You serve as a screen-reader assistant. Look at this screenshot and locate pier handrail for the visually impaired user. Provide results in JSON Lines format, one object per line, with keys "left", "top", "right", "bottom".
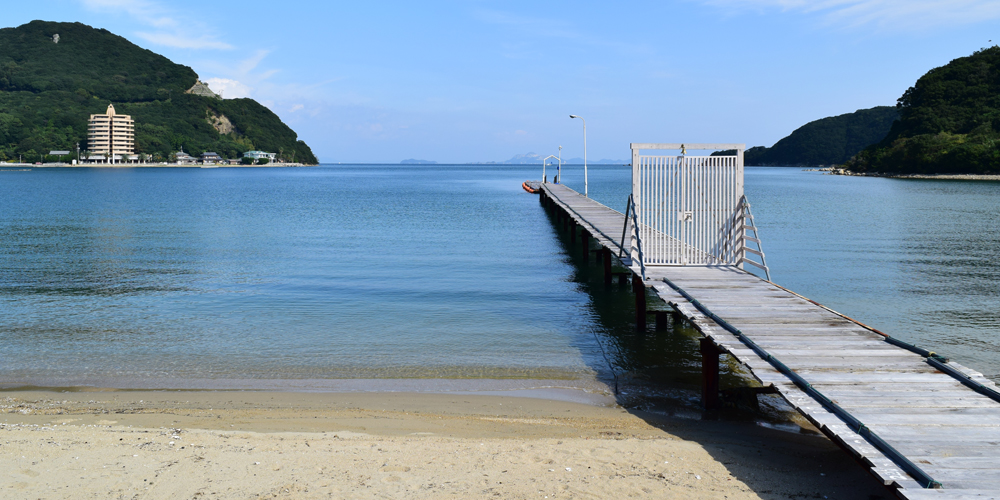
{"left": 627, "top": 195, "right": 647, "bottom": 280}
{"left": 618, "top": 194, "right": 633, "bottom": 259}
{"left": 737, "top": 195, "right": 771, "bottom": 280}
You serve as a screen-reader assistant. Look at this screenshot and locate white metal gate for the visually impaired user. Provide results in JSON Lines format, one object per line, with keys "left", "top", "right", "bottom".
{"left": 630, "top": 143, "right": 745, "bottom": 267}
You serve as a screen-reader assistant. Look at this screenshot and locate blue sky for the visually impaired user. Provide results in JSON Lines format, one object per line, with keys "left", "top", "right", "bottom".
{"left": 7, "top": 0, "right": 1000, "bottom": 163}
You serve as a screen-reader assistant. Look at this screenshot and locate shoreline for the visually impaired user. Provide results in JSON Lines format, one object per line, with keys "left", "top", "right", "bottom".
{"left": 816, "top": 167, "right": 1000, "bottom": 180}
{"left": 1, "top": 162, "right": 312, "bottom": 168}
{"left": 1, "top": 389, "right": 890, "bottom": 498}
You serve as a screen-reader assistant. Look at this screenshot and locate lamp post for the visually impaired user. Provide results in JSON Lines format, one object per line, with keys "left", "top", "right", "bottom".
{"left": 569, "top": 115, "right": 587, "bottom": 197}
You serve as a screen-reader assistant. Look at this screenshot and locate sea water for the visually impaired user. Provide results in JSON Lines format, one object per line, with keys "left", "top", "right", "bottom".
{"left": 0, "top": 165, "right": 997, "bottom": 394}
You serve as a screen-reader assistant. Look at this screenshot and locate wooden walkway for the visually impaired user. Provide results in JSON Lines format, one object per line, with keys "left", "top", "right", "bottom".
{"left": 540, "top": 183, "right": 1000, "bottom": 499}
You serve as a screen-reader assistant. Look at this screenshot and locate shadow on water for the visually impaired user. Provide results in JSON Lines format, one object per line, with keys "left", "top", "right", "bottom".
{"left": 536, "top": 193, "right": 893, "bottom": 499}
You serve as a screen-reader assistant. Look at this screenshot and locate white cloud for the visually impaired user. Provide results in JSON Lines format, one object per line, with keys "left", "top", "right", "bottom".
{"left": 289, "top": 104, "right": 305, "bottom": 113}
{"left": 700, "top": 0, "right": 1000, "bottom": 30}
{"left": 203, "top": 78, "right": 253, "bottom": 99}
{"left": 79, "top": 0, "right": 232, "bottom": 49}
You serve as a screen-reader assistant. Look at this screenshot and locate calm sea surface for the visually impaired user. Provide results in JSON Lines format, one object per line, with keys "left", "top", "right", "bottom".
{"left": 1, "top": 165, "right": 998, "bottom": 395}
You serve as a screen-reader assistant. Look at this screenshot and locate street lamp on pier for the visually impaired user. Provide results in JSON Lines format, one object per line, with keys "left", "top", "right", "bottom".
{"left": 569, "top": 115, "right": 587, "bottom": 197}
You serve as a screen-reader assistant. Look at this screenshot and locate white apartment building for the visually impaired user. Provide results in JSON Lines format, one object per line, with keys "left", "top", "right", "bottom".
{"left": 88, "top": 103, "right": 135, "bottom": 157}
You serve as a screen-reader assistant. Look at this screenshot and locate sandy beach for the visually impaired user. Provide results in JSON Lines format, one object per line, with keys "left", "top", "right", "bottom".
{"left": 0, "top": 390, "right": 892, "bottom": 499}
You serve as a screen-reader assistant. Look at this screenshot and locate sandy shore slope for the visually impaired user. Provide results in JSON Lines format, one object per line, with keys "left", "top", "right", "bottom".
{"left": 0, "top": 391, "right": 891, "bottom": 499}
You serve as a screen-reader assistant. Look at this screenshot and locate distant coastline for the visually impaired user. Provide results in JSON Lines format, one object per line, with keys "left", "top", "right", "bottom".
{"left": 816, "top": 167, "right": 1000, "bottom": 181}
{"left": 2, "top": 162, "right": 311, "bottom": 168}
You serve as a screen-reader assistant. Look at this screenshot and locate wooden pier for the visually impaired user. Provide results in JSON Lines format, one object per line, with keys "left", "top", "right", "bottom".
{"left": 539, "top": 181, "right": 1000, "bottom": 499}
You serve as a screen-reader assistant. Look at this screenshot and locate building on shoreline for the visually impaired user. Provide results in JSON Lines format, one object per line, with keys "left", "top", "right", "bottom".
{"left": 243, "top": 150, "right": 277, "bottom": 163}
{"left": 174, "top": 150, "right": 197, "bottom": 165}
{"left": 200, "top": 152, "right": 223, "bottom": 164}
{"left": 87, "top": 104, "right": 134, "bottom": 162}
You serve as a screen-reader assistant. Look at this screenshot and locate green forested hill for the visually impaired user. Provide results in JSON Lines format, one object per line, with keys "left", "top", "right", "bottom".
{"left": 0, "top": 20, "right": 317, "bottom": 163}
{"left": 744, "top": 106, "right": 898, "bottom": 166}
{"left": 845, "top": 47, "right": 1000, "bottom": 174}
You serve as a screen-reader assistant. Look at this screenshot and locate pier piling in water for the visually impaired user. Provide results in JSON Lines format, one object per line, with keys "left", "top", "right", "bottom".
{"left": 655, "top": 311, "right": 668, "bottom": 331}
{"left": 700, "top": 338, "right": 721, "bottom": 410}
{"left": 632, "top": 273, "right": 646, "bottom": 331}
{"left": 602, "top": 249, "right": 612, "bottom": 285}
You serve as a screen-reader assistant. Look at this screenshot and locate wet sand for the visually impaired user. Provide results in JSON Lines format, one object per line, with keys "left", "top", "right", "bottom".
{"left": 0, "top": 390, "right": 892, "bottom": 499}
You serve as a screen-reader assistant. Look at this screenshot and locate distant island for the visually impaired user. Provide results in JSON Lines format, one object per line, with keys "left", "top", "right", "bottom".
{"left": 482, "top": 152, "right": 627, "bottom": 165}
{"left": 0, "top": 20, "right": 317, "bottom": 164}
{"left": 845, "top": 46, "right": 1000, "bottom": 175}
{"left": 400, "top": 159, "right": 438, "bottom": 164}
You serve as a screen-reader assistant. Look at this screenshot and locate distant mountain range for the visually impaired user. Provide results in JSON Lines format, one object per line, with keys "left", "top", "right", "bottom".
{"left": 399, "top": 152, "right": 628, "bottom": 165}
{"left": 496, "top": 152, "right": 627, "bottom": 164}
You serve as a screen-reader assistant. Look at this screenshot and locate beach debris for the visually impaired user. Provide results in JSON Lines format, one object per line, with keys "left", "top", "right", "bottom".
{"left": 565, "top": 468, "right": 571, "bottom": 471}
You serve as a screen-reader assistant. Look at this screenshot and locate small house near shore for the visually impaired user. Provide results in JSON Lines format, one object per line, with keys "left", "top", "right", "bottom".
{"left": 174, "top": 150, "right": 196, "bottom": 165}
{"left": 243, "top": 150, "right": 276, "bottom": 162}
{"left": 200, "top": 152, "right": 223, "bottom": 164}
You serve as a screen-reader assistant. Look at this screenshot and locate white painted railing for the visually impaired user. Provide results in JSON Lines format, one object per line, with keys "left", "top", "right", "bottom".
{"left": 629, "top": 143, "right": 750, "bottom": 269}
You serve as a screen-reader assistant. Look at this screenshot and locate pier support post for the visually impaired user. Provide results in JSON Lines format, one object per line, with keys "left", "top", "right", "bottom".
{"left": 655, "top": 311, "right": 668, "bottom": 331}
{"left": 603, "top": 249, "right": 612, "bottom": 285}
{"left": 581, "top": 231, "right": 589, "bottom": 261}
{"left": 570, "top": 221, "right": 576, "bottom": 243}
{"left": 701, "top": 338, "right": 721, "bottom": 410}
{"left": 632, "top": 273, "right": 646, "bottom": 331}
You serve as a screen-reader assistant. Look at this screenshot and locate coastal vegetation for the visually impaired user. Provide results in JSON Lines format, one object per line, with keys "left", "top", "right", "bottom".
{"left": 742, "top": 106, "right": 898, "bottom": 166}
{"left": 845, "top": 47, "right": 1000, "bottom": 174}
{"left": 0, "top": 20, "right": 317, "bottom": 163}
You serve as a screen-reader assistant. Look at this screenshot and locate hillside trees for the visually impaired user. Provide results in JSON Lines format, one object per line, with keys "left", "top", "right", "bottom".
{"left": 845, "top": 47, "right": 1000, "bottom": 174}
{"left": 0, "top": 20, "right": 317, "bottom": 163}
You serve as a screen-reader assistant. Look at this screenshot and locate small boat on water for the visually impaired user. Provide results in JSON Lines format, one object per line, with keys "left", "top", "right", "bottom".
{"left": 522, "top": 180, "right": 542, "bottom": 193}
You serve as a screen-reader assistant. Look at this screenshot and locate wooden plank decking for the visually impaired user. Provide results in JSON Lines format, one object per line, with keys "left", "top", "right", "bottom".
{"left": 540, "top": 183, "right": 1000, "bottom": 499}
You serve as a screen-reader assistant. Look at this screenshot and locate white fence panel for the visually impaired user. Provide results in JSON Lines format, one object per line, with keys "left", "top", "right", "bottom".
{"left": 630, "top": 143, "right": 745, "bottom": 267}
